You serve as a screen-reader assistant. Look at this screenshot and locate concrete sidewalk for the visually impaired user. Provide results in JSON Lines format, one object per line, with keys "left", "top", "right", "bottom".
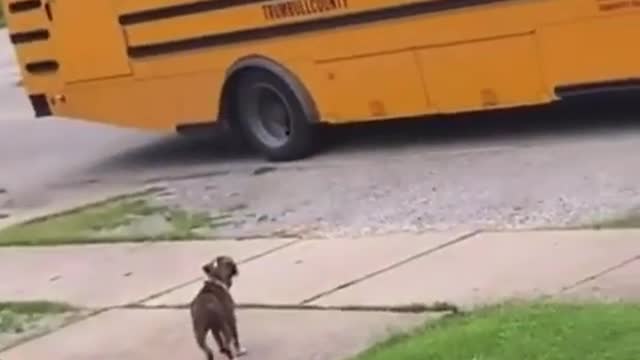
{"left": 0, "top": 229, "right": 639, "bottom": 359}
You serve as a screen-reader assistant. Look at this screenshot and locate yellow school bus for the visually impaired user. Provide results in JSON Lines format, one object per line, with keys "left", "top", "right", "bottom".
{"left": 4, "top": 0, "right": 640, "bottom": 161}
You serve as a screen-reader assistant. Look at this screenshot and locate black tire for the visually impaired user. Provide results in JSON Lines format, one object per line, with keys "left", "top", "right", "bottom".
{"left": 231, "top": 69, "right": 317, "bottom": 162}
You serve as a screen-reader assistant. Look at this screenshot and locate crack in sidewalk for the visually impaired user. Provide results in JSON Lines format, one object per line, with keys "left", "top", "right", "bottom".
{"left": 128, "top": 238, "right": 303, "bottom": 307}
{"left": 0, "top": 298, "right": 458, "bottom": 354}
{"left": 121, "top": 301, "right": 460, "bottom": 314}
{"left": 555, "top": 253, "right": 640, "bottom": 295}
{"left": 299, "top": 230, "right": 481, "bottom": 305}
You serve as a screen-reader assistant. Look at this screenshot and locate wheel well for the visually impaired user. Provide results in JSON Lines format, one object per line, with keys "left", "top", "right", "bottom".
{"left": 218, "top": 58, "right": 319, "bottom": 131}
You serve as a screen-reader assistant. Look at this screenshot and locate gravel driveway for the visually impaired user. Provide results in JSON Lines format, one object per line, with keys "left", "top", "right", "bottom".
{"left": 149, "top": 96, "right": 640, "bottom": 238}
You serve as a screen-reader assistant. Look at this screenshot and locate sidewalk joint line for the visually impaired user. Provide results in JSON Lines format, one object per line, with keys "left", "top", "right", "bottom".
{"left": 120, "top": 301, "right": 460, "bottom": 314}
{"left": 126, "top": 239, "right": 303, "bottom": 307}
{"left": 299, "top": 230, "right": 482, "bottom": 305}
{"left": 556, "top": 253, "right": 640, "bottom": 295}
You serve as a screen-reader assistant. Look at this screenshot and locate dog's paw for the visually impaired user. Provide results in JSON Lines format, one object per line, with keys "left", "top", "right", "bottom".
{"left": 221, "top": 348, "right": 235, "bottom": 360}
{"left": 235, "top": 347, "right": 248, "bottom": 357}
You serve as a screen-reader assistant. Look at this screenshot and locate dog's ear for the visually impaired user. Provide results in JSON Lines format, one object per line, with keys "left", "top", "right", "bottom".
{"left": 202, "top": 262, "right": 214, "bottom": 275}
{"left": 229, "top": 262, "right": 238, "bottom": 277}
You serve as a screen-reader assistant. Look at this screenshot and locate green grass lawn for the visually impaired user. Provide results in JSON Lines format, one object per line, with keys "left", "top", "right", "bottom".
{"left": 352, "top": 302, "right": 640, "bottom": 360}
{"left": 0, "top": 196, "right": 228, "bottom": 246}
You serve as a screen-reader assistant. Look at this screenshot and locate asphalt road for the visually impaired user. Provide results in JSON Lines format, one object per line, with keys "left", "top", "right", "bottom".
{"left": 2, "top": 29, "right": 640, "bottom": 236}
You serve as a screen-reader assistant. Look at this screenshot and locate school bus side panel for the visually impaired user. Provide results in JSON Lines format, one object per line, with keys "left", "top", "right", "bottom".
{"left": 417, "top": 33, "right": 548, "bottom": 113}
{"left": 538, "top": 12, "right": 640, "bottom": 92}
{"left": 314, "top": 51, "right": 432, "bottom": 122}
{"left": 55, "top": 71, "right": 225, "bottom": 130}
{"left": 51, "top": 0, "right": 131, "bottom": 82}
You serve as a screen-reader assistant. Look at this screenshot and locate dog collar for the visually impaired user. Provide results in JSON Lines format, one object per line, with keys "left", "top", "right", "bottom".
{"left": 205, "top": 278, "right": 229, "bottom": 291}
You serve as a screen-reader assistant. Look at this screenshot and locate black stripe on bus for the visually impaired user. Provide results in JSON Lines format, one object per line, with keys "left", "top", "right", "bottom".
{"left": 9, "top": 0, "right": 42, "bottom": 13}
{"left": 120, "top": 0, "right": 266, "bottom": 25}
{"left": 555, "top": 79, "right": 640, "bottom": 98}
{"left": 127, "top": 0, "right": 509, "bottom": 58}
{"left": 25, "top": 60, "right": 59, "bottom": 74}
{"left": 10, "top": 29, "right": 50, "bottom": 44}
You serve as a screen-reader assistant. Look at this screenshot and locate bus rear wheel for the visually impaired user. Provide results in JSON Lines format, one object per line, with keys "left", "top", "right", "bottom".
{"left": 232, "top": 69, "right": 317, "bottom": 162}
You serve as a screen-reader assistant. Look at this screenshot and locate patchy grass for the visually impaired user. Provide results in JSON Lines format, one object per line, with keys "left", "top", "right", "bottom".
{"left": 0, "top": 1, "right": 5, "bottom": 28}
{"left": 589, "top": 212, "right": 640, "bottom": 230}
{"left": 0, "top": 196, "right": 229, "bottom": 246}
{"left": 0, "top": 301, "right": 76, "bottom": 314}
{"left": 0, "top": 301, "right": 76, "bottom": 333}
{"left": 0, "top": 301, "right": 79, "bottom": 350}
{"left": 351, "top": 302, "right": 640, "bottom": 360}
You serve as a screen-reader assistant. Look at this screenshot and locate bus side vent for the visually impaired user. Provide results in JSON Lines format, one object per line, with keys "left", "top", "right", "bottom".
{"left": 10, "top": 29, "right": 50, "bottom": 44}
{"left": 25, "top": 60, "right": 59, "bottom": 74}
{"left": 9, "top": 0, "right": 42, "bottom": 13}
{"left": 28, "top": 94, "right": 52, "bottom": 117}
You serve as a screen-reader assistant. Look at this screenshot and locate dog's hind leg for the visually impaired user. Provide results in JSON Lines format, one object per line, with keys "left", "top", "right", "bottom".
{"left": 229, "top": 313, "right": 247, "bottom": 356}
{"left": 193, "top": 324, "right": 215, "bottom": 360}
{"left": 212, "top": 329, "right": 234, "bottom": 359}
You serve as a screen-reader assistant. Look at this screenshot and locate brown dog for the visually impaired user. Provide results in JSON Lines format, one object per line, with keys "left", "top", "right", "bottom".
{"left": 190, "top": 256, "right": 246, "bottom": 360}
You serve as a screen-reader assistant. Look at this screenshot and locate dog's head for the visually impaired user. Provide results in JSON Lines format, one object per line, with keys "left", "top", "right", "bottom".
{"left": 202, "top": 255, "right": 239, "bottom": 288}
